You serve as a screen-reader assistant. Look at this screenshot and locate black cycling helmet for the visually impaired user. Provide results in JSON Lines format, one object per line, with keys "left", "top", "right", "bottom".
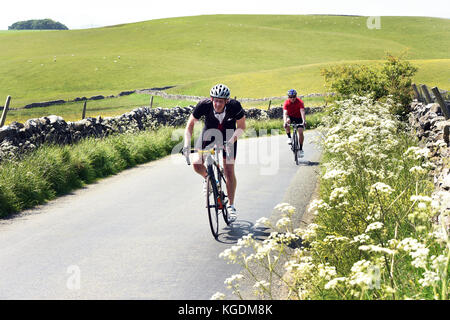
{"left": 210, "top": 84, "right": 231, "bottom": 99}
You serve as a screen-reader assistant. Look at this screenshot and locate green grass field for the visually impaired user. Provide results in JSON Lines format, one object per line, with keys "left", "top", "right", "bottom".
{"left": 0, "top": 15, "right": 448, "bottom": 112}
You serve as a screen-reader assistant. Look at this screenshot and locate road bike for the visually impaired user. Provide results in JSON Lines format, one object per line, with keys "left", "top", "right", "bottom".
{"left": 183, "top": 145, "right": 231, "bottom": 239}
{"left": 289, "top": 122, "right": 305, "bottom": 165}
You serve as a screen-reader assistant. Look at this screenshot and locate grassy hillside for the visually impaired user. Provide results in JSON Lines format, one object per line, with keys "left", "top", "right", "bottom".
{"left": 0, "top": 15, "right": 448, "bottom": 109}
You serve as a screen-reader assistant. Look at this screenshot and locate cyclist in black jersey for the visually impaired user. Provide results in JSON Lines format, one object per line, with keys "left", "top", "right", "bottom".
{"left": 183, "top": 84, "right": 246, "bottom": 222}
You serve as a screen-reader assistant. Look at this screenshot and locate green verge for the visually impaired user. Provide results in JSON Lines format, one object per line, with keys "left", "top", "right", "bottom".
{"left": 216, "top": 97, "right": 448, "bottom": 300}
{"left": 0, "top": 115, "right": 322, "bottom": 218}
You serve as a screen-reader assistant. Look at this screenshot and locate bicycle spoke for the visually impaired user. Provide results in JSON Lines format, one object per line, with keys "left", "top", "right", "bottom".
{"left": 206, "top": 173, "right": 219, "bottom": 238}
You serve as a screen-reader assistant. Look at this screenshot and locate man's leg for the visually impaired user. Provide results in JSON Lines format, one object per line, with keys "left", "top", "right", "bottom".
{"left": 298, "top": 127, "right": 304, "bottom": 150}
{"left": 223, "top": 162, "right": 236, "bottom": 206}
{"left": 285, "top": 124, "right": 291, "bottom": 139}
{"left": 192, "top": 153, "right": 207, "bottom": 178}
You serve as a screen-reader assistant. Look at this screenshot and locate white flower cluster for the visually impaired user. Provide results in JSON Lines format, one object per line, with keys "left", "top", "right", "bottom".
{"left": 370, "top": 182, "right": 394, "bottom": 196}
{"left": 365, "top": 222, "right": 384, "bottom": 233}
{"left": 217, "top": 96, "right": 448, "bottom": 300}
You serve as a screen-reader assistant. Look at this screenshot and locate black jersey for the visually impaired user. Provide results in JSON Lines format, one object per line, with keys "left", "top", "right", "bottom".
{"left": 192, "top": 98, "right": 245, "bottom": 155}
{"left": 192, "top": 98, "right": 245, "bottom": 131}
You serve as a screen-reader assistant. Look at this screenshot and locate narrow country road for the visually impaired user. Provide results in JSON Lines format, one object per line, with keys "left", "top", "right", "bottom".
{"left": 0, "top": 132, "right": 321, "bottom": 299}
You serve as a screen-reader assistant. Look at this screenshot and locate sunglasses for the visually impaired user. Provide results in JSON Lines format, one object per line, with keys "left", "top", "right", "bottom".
{"left": 288, "top": 96, "right": 297, "bottom": 99}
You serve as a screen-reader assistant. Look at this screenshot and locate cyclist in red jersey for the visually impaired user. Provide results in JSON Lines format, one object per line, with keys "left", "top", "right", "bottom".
{"left": 283, "top": 89, "right": 306, "bottom": 157}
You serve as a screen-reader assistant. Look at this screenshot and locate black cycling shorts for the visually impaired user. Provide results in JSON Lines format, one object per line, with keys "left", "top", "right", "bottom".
{"left": 289, "top": 116, "right": 304, "bottom": 126}
{"left": 194, "top": 129, "right": 238, "bottom": 160}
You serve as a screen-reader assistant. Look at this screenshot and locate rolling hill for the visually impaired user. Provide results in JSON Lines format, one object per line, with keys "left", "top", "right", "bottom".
{"left": 0, "top": 15, "right": 448, "bottom": 108}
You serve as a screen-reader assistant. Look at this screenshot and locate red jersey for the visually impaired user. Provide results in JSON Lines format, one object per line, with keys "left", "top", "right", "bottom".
{"left": 283, "top": 97, "right": 304, "bottom": 118}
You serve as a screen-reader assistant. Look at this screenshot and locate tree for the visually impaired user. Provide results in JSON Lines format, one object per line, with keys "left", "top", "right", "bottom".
{"left": 8, "top": 19, "right": 68, "bottom": 30}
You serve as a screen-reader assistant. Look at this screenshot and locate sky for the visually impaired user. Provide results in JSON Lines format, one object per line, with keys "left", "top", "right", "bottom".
{"left": 1, "top": 0, "right": 449, "bottom": 30}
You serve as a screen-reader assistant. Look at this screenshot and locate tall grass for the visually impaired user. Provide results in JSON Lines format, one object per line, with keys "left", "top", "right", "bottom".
{"left": 0, "top": 127, "right": 179, "bottom": 218}
{"left": 215, "top": 96, "right": 448, "bottom": 300}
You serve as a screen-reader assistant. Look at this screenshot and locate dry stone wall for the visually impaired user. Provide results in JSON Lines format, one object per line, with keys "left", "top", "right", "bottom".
{"left": 408, "top": 101, "right": 450, "bottom": 228}
{"left": 0, "top": 105, "right": 322, "bottom": 162}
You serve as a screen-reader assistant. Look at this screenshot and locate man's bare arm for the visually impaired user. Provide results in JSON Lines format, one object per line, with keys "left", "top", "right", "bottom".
{"left": 228, "top": 116, "right": 246, "bottom": 144}
{"left": 184, "top": 114, "right": 198, "bottom": 149}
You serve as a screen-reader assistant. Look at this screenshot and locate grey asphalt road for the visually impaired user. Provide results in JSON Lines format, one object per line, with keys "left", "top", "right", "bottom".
{"left": 0, "top": 131, "right": 322, "bottom": 299}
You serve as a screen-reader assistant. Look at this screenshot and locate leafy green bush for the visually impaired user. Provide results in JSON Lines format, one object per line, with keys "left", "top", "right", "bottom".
{"left": 321, "top": 54, "right": 418, "bottom": 118}
{"left": 8, "top": 19, "right": 68, "bottom": 30}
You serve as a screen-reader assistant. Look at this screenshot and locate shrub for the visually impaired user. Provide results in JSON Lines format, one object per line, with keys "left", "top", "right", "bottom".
{"left": 321, "top": 53, "right": 418, "bottom": 118}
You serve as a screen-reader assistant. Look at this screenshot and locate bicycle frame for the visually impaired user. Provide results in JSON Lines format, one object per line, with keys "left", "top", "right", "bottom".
{"left": 290, "top": 123, "right": 304, "bottom": 165}
{"left": 183, "top": 144, "right": 230, "bottom": 238}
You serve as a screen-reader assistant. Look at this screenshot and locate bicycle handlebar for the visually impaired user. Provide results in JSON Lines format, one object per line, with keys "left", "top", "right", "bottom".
{"left": 289, "top": 122, "right": 305, "bottom": 129}
{"left": 180, "top": 143, "right": 228, "bottom": 166}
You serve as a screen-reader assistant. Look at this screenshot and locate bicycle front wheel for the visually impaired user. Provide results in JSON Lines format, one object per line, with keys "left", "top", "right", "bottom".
{"left": 217, "top": 171, "right": 230, "bottom": 225}
{"left": 293, "top": 130, "right": 299, "bottom": 165}
{"left": 206, "top": 175, "right": 219, "bottom": 239}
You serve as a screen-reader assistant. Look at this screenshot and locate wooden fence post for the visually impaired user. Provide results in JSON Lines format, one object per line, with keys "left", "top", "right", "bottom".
{"left": 150, "top": 96, "right": 154, "bottom": 108}
{"left": 268, "top": 100, "right": 272, "bottom": 110}
{"left": 81, "top": 101, "right": 87, "bottom": 119}
{"left": 420, "top": 84, "right": 433, "bottom": 104}
{"left": 431, "top": 87, "right": 450, "bottom": 120}
{"left": 0, "top": 95, "right": 11, "bottom": 127}
{"left": 411, "top": 83, "right": 422, "bottom": 102}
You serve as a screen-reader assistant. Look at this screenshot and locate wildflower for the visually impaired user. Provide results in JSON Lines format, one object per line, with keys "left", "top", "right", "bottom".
{"left": 323, "top": 235, "right": 350, "bottom": 243}
{"left": 409, "top": 166, "right": 427, "bottom": 175}
{"left": 276, "top": 217, "right": 291, "bottom": 229}
{"left": 348, "top": 260, "right": 381, "bottom": 289}
{"left": 274, "top": 203, "right": 296, "bottom": 215}
{"left": 210, "top": 292, "right": 226, "bottom": 300}
{"left": 255, "top": 217, "right": 270, "bottom": 227}
{"left": 351, "top": 234, "right": 370, "bottom": 244}
{"left": 285, "top": 260, "right": 302, "bottom": 272}
{"left": 224, "top": 274, "right": 244, "bottom": 288}
{"left": 365, "top": 222, "right": 384, "bottom": 233}
{"left": 358, "top": 244, "right": 396, "bottom": 255}
{"left": 410, "top": 247, "right": 429, "bottom": 269}
{"left": 329, "top": 187, "right": 349, "bottom": 202}
{"left": 317, "top": 264, "right": 337, "bottom": 280}
{"left": 323, "top": 169, "right": 348, "bottom": 181}
{"left": 404, "top": 146, "right": 430, "bottom": 160}
{"left": 308, "top": 199, "right": 330, "bottom": 212}
{"left": 418, "top": 271, "right": 440, "bottom": 287}
{"left": 219, "top": 245, "right": 242, "bottom": 263}
{"left": 253, "top": 280, "right": 270, "bottom": 289}
{"left": 410, "top": 195, "right": 433, "bottom": 203}
{"left": 370, "top": 182, "right": 394, "bottom": 196}
{"left": 300, "top": 223, "right": 319, "bottom": 241}
{"left": 324, "top": 277, "right": 347, "bottom": 290}
{"left": 237, "top": 234, "right": 254, "bottom": 247}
